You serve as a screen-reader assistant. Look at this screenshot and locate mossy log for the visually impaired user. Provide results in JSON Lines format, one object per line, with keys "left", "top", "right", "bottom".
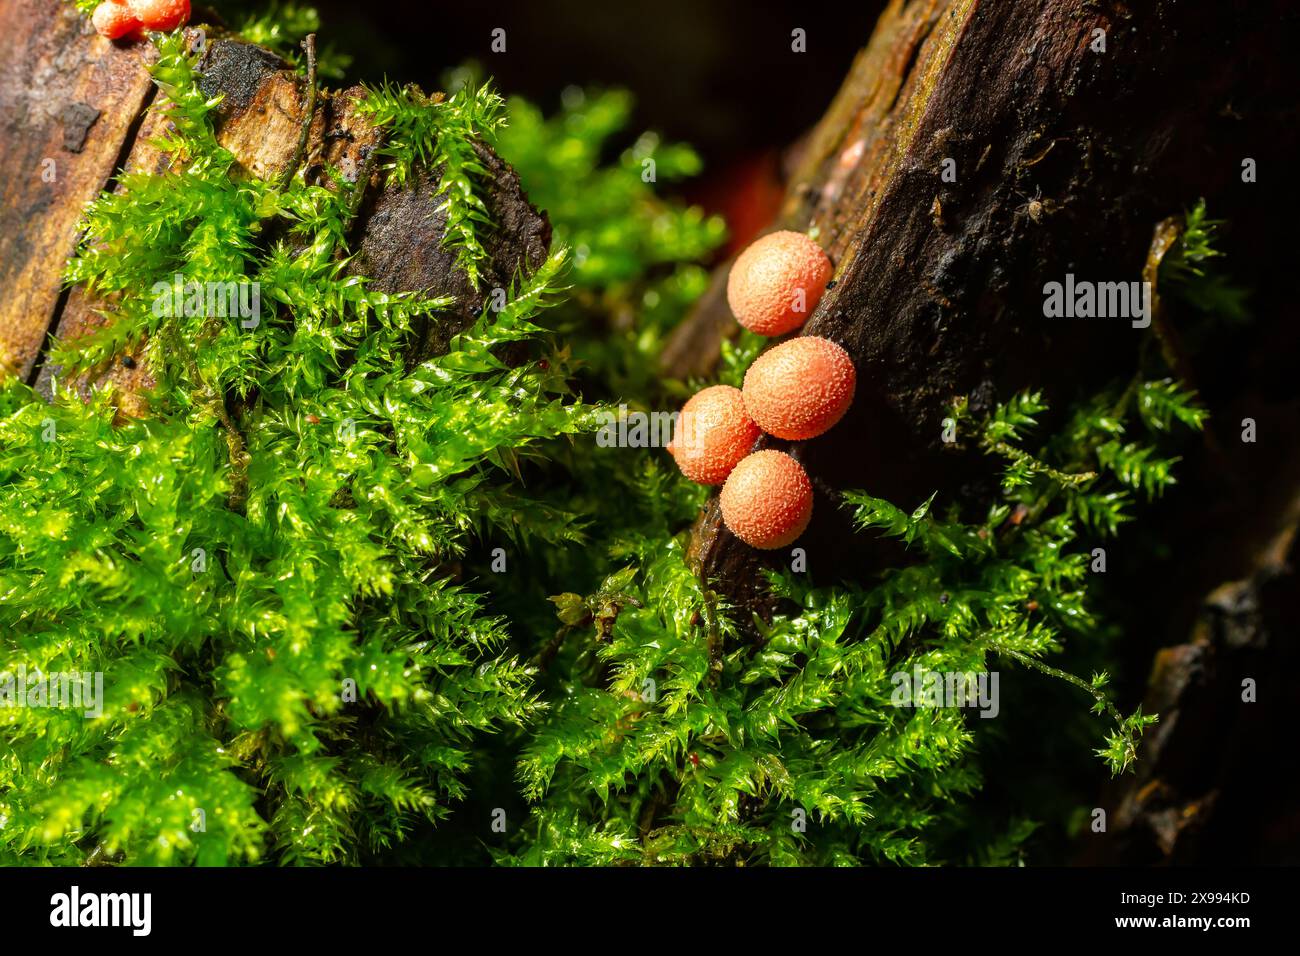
{"left": 2, "top": 0, "right": 1297, "bottom": 864}
{"left": 0, "top": 0, "right": 549, "bottom": 414}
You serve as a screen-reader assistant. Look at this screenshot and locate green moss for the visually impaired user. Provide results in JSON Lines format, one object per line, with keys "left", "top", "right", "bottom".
{"left": 501, "top": 379, "right": 1202, "bottom": 866}
{"left": 2, "top": 28, "right": 591, "bottom": 865}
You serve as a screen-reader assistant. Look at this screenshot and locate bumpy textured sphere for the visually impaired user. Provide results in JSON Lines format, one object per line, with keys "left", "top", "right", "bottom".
{"left": 720, "top": 450, "right": 813, "bottom": 549}
{"left": 743, "top": 336, "right": 856, "bottom": 440}
{"left": 726, "top": 231, "right": 833, "bottom": 336}
{"left": 668, "top": 385, "right": 761, "bottom": 485}
{"left": 128, "top": 0, "right": 190, "bottom": 31}
{"left": 93, "top": 0, "right": 141, "bottom": 38}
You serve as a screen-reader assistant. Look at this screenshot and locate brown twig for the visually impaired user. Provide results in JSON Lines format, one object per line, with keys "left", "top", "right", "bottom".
{"left": 278, "top": 34, "right": 318, "bottom": 193}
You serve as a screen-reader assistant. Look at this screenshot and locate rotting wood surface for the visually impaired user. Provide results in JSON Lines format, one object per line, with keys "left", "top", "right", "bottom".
{"left": 0, "top": 0, "right": 550, "bottom": 414}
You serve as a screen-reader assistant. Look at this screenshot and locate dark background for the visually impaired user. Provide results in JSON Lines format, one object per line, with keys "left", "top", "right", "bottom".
{"left": 310, "top": 0, "right": 885, "bottom": 167}
{"left": 303, "top": 0, "right": 888, "bottom": 253}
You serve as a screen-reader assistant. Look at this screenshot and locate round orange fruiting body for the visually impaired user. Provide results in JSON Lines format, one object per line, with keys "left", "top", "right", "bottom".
{"left": 719, "top": 450, "right": 813, "bottom": 550}
{"left": 742, "top": 335, "right": 856, "bottom": 440}
{"left": 93, "top": 0, "right": 141, "bottom": 39}
{"left": 128, "top": 0, "right": 191, "bottom": 31}
{"left": 668, "top": 385, "right": 761, "bottom": 485}
{"left": 726, "top": 230, "right": 833, "bottom": 336}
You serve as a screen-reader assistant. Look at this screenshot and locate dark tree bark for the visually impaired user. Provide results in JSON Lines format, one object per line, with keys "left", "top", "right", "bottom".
{"left": 1081, "top": 509, "right": 1300, "bottom": 864}
{"left": 665, "top": 0, "right": 1299, "bottom": 618}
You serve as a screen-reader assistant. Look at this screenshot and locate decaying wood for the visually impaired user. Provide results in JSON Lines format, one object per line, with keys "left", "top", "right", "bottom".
{"left": 1, "top": 0, "right": 549, "bottom": 409}
{"left": 667, "top": 0, "right": 1300, "bottom": 620}
{"left": 0, "top": 0, "right": 157, "bottom": 382}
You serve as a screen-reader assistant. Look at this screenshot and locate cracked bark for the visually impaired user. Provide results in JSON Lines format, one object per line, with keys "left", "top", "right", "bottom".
{"left": 2, "top": 0, "right": 1297, "bottom": 865}
{"left": 0, "top": 0, "right": 156, "bottom": 382}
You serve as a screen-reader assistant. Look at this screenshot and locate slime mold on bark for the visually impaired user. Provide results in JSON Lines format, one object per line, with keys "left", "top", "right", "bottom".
{"left": 719, "top": 450, "right": 813, "bottom": 549}
{"left": 742, "top": 335, "right": 856, "bottom": 440}
{"left": 726, "top": 230, "right": 833, "bottom": 336}
{"left": 668, "top": 385, "right": 761, "bottom": 485}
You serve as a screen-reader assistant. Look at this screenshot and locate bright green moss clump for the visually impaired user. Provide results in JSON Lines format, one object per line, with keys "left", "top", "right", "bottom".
{"left": 1, "top": 29, "right": 591, "bottom": 865}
